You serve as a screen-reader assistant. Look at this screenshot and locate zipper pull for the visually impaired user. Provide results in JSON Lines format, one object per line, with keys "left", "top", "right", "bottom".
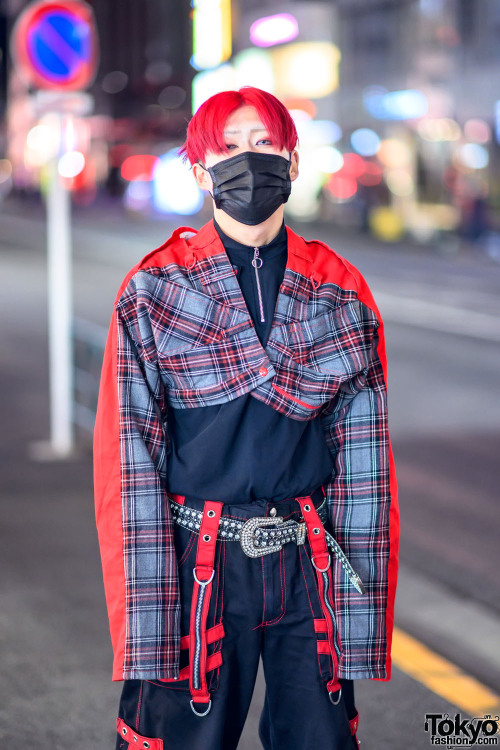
{"left": 251, "top": 248, "right": 265, "bottom": 323}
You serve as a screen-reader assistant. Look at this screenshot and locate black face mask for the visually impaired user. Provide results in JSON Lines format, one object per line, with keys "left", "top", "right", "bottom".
{"left": 202, "top": 151, "right": 292, "bottom": 226}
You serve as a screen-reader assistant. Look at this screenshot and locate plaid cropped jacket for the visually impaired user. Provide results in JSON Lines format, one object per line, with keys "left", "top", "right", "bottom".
{"left": 93, "top": 220, "right": 399, "bottom": 682}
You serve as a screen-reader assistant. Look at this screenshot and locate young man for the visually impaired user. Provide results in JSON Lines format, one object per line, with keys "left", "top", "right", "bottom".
{"left": 94, "top": 86, "right": 399, "bottom": 750}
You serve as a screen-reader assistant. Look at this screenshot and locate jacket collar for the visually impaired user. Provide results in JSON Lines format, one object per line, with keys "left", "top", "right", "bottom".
{"left": 186, "top": 219, "right": 316, "bottom": 276}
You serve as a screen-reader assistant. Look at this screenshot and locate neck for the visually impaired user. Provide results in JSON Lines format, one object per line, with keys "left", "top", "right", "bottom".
{"left": 213, "top": 206, "right": 284, "bottom": 247}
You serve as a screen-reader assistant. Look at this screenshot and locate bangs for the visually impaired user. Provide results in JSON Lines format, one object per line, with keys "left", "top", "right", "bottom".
{"left": 179, "top": 87, "right": 298, "bottom": 165}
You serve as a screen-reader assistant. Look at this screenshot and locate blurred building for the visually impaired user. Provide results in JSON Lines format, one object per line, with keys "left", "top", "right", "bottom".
{"left": 2, "top": 0, "right": 500, "bottom": 243}
{"left": 220, "top": 0, "right": 500, "bottom": 241}
{"left": 2, "top": 0, "right": 193, "bottom": 201}
{"left": 91, "top": 0, "right": 192, "bottom": 138}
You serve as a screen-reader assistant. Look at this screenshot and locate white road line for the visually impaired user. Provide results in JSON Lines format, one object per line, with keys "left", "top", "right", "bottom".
{"left": 374, "top": 291, "right": 500, "bottom": 342}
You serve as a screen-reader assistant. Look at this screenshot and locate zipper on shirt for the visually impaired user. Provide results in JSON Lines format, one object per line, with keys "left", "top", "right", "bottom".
{"left": 252, "top": 247, "right": 265, "bottom": 323}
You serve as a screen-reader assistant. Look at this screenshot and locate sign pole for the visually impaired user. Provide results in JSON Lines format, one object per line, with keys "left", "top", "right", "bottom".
{"left": 11, "top": 0, "right": 98, "bottom": 459}
{"left": 46, "top": 113, "right": 74, "bottom": 456}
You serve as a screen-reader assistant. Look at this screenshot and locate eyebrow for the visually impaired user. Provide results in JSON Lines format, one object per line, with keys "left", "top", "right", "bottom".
{"left": 223, "top": 128, "right": 268, "bottom": 134}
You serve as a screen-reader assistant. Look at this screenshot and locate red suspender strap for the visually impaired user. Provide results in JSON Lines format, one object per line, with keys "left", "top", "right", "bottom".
{"left": 189, "top": 500, "right": 223, "bottom": 716}
{"left": 350, "top": 713, "right": 360, "bottom": 747}
{"left": 296, "top": 497, "right": 342, "bottom": 701}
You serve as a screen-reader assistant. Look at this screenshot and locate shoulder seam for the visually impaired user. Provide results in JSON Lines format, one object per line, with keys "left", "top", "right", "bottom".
{"left": 305, "top": 238, "right": 360, "bottom": 294}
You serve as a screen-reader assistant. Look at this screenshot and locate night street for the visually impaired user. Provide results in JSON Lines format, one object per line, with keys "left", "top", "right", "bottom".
{"left": 1, "top": 197, "right": 499, "bottom": 748}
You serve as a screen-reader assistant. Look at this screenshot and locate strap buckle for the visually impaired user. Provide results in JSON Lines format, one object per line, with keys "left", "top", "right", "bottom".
{"left": 240, "top": 516, "right": 284, "bottom": 557}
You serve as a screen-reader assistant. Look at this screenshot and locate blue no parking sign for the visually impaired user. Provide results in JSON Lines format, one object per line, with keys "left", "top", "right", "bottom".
{"left": 12, "top": 0, "right": 98, "bottom": 90}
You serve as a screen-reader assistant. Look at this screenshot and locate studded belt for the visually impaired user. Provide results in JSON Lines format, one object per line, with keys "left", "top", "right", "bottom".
{"left": 169, "top": 498, "right": 366, "bottom": 595}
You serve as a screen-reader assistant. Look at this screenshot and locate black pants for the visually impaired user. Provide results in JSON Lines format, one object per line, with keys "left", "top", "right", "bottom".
{"left": 116, "top": 491, "right": 359, "bottom": 750}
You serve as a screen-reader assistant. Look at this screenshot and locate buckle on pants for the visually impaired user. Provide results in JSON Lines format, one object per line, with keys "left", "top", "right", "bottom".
{"left": 240, "top": 515, "right": 289, "bottom": 557}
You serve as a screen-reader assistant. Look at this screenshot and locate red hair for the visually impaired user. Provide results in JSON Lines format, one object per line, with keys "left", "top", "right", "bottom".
{"left": 179, "top": 87, "right": 298, "bottom": 165}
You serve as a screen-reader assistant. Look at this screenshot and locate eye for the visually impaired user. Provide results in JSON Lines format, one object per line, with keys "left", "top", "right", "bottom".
{"left": 256, "top": 138, "right": 273, "bottom": 146}
{"left": 225, "top": 143, "right": 238, "bottom": 150}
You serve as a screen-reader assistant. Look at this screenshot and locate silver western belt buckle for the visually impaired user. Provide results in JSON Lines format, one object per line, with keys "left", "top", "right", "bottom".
{"left": 240, "top": 516, "right": 307, "bottom": 557}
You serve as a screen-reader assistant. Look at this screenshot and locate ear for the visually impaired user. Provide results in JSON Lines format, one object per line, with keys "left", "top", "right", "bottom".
{"left": 192, "top": 162, "right": 212, "bottom": 192}
{"left": 289, "top": 149, "right": 299, "bottom": 182}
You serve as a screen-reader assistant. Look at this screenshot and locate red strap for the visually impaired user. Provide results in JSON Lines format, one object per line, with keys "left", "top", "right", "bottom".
{"left": 116, "top": 718, "right": 163, "bottom": 749}
{"left": 350, "top": 713, "right": 359, "bottom": 737}
{"left": 313, "top": 618, "right": 328, "bottom": 633}
{"left": 296, "top": 497, "right": 329, "bottom": 571}
{"left": 297, "top": 498, "right": 341, "bottom": 696}
{"left": 169, "top": 493, "right": 185, "bottom": 505}
{"left": 189, "top": 501, "right": 223, "bottom": 705}
{"left": 180, "top": 622, "right": 225, "bottom": 651}
{"left": 317, "top": 641, "right": 331, "bottom": 654}
{"left": 194, "top": 501, "right": 222, "bottom": 580}
{"left": 159, "top": 650, "right": 223, "bottom": 683}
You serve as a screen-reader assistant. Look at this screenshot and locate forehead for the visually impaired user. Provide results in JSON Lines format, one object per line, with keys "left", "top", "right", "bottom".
{"left": 223, "top": 105, "right": 267, "bottom": 133}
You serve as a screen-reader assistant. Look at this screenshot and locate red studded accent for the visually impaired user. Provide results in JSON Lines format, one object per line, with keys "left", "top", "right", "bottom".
{"left": 116, "top": 718, "right": 163, "bottom": 749}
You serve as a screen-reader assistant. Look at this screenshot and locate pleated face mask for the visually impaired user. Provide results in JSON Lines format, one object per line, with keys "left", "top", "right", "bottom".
{"left": 203, "top": 151, "right": 292, "bottom": 226}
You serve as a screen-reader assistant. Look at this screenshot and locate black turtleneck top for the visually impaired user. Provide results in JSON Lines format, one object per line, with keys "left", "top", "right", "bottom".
{"left": 165, "top": 221, "right": 334, "bottom": 503}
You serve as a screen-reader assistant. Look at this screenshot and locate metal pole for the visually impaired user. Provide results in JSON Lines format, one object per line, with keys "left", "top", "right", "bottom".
{"left": 46, "top": 113, "right": 74, "bottom": 457}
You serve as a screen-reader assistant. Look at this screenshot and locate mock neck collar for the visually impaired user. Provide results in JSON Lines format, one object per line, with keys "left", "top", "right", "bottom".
{"left": 213, "top": 219, "right": 287, "bottom": 260}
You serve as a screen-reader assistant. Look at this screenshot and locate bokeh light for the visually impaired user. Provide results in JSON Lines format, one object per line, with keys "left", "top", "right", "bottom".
{"left": 58, "top": 151, "right": 85, "bottom": 179}
{"left": 0, "top": 159, "right": 13, "bottom": 183}
{"left": 192, "top": 64, "right": 235, "bottom": 113}
{"left": 364, "top": 87, "right": 428, "bottom": 120}
{"left": 326, "top": 175, "right": 358, "bottom": 202}
{"left": 158, "top": 86, "right": 186, "bottom": 110}
{"left": 284, "top": 98, "right": 317, "bottom": 120}
{"left": 350, "top": 128, "right": 381, "bottom": 156}
{"left": 386, "top": 169, "right": 415, "bottom": 197}
{"left": 250, "top": 13, "right": 299, "bottom": 47}
{"left": 463, "top": 119, "right": 491, "bottom": 144}
{"left": 339, "top": 153, "right": 366, "bottom": 179}
{"left": 273, "top": 42, "right": 341, "bottom": 98}
{"left": 417, "top": 118, "right": 461, "bottom": 141}
{"left": 378, "top": 139, "right": 413, "bottom": 168}
{"left": 358, "top": 162, "right": 383, "bottom": 186}
{"left": 192, "top": 0, "right": 232, "bottom": 70}
{"left": 101, "top": 71, "right": 128, "bottom": 94}
{"left": 124, "top": 181, "right": 152, "bottom": 212}
{"left": 121, "top": 155, "right": 159, "bottom": 182}
{"left": 312, "top": 146, "right": 344, "bottom": 174}
{"left": 152, "top": 150, "right": 204, "bottom": 214}
{"left": 295, "top": 119, "right": 342, "bottom": 146}
{"left": 233, "top": 49, "right": 274, "bottom": 92}
{"left": 145, "top": 61, "right": 172, "bottom": 86}
{"left": 286, "top": 159, "right": 324, "bottom": 219}
{"left": 453, "top": 143, "right": 489, "bottom": 170}
{"left": 369, "top": 206, "right": 405, "bottom": 241}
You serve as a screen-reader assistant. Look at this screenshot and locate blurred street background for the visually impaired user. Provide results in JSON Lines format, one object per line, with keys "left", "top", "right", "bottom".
{"left": 1, "top": 0, "right": 500, "bottom": 747}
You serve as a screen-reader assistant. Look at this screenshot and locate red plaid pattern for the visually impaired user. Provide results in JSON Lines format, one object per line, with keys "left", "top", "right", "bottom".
{"left": 94, "top": 221, "right": 399, "bottom": 681}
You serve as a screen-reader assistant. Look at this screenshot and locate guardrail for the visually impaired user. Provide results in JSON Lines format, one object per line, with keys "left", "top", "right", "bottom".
{"left": 73, "top": 317, "right": 107, "bottom": 435}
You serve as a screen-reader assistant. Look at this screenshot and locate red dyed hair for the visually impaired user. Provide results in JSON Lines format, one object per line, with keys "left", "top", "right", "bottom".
{"left": 179, "top": 87, "right": 298, "bottom": 165}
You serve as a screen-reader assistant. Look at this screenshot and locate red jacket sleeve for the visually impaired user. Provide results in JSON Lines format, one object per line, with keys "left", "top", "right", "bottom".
{"left": 93, "top": 289, "right": 180, "bottom": 681}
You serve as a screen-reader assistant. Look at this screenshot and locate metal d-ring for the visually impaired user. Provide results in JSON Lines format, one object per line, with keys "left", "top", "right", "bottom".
{"left": 190, "top": 699, "right": 212, "bottom": 716}
{"left": 311, "top": 554, "right": 331, "bottom": 572}
{"left": 193, "top": 567, "right": 215, "bottom": 586}
{"left": 329, "top": 687, "right": 342, "bottom": 705}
